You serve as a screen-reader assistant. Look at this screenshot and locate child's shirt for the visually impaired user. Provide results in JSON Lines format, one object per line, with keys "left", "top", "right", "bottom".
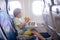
{"left": 19, "top": 18, "right": 27, "bottom": 31}
{"left": 14, "top": 17, "right": 26, "bottom": 35}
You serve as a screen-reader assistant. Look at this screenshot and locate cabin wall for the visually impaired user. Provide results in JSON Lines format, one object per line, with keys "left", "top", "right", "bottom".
{"left": 9, "top": 0, "right": 44, "bottom": 24}
{"left": 0, "top": 0, "right": 44, "bottom": 24}
{"left": 24, "top": 0, "right": 44, "bottom": 24}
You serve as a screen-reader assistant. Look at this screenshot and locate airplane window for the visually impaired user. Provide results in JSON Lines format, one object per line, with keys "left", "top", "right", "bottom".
{"left": 52, "top": 6, "right": 60, "bottom": 14}
{"left": 32, "top": 1, "right": 44, "bottom": 16}
{"left": 8, "top": 1, "right": 22, "bottom": 17}
{"left": 54, "top": 0, "right": 60, "bottom": 4}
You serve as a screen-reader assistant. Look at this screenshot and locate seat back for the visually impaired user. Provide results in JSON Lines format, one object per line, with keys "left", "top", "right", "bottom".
{"left": 0, "top": 31, "right": 5, "bottom": 40}
{"left": 0, "top": 24, "right": 7, "bottom": 40}
{"left": 0, "top": 28, "right": 5, "bottom": 40}
{"left": 10, "top": 17, "right": 18, "bottom": 36}
{"left": 0, "top": 11, "right": 17, "bottom": 40}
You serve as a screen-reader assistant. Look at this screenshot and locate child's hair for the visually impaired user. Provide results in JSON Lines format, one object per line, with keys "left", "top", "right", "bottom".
{"left": 13, "top": 8, "right": 21, "bottom": 17}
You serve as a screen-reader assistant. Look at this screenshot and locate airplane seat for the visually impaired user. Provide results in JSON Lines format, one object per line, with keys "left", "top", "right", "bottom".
{"left": 10, "top": 17, "right": 18, "bottom": 36}
{"left": 0, "top": 11, "right": 17, "bottom": 40}
{"left": 0, "top": 32, "right": 4, "bottom": 40}
{"left": 0, "top": 34, "right": 4, "bottom": 40}
{"left": 0, "top": 27, "right": 5, "bottom": 40}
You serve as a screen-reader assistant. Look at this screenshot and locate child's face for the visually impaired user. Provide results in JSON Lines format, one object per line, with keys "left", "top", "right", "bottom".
{"left": 17, "top": 13, "right": 22, "bottom": 18}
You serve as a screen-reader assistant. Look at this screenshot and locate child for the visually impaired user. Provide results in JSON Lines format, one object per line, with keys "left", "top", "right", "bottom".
{"left": 13, "top": 8, "right": 45, "bottom": 40}
{"left": 13, "top": 8, "right": 30, "bottom": 35}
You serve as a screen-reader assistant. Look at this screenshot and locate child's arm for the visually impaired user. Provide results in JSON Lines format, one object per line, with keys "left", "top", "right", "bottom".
{"left": 17, "top": 18, "right": 30, "bottom": 28}
{"left": 17, "top": 21, "right": 26, "bottom": 28}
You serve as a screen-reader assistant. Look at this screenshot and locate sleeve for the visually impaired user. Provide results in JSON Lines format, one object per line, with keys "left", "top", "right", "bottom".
{"left": 14, "top": 18, "right": 21, "bottom": 25}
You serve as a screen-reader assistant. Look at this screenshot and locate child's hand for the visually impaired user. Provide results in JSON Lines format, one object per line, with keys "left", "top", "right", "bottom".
{"left": 24, "top": 16, "right": 30, "bottom": 23}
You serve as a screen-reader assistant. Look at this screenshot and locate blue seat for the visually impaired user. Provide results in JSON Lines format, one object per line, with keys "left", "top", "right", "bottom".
{"left": 0, "top": 27, "right": 5, "bottom": 40}
{"left": 0, "top": 11, "right": 17, "bottom": 40}
{"left": 0, "top": 32, "right": 4, "bottom": 40}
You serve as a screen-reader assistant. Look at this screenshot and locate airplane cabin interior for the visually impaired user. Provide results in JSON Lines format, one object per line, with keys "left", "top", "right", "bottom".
{"left": 0, "top": 0, "right": 60, "bottom": 40}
